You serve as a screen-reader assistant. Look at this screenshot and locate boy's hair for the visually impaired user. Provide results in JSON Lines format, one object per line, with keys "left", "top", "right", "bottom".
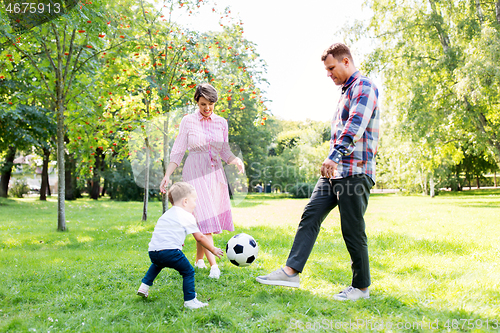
{"left": 167, "top": 182, "right": 196, "bottom": 205}
{"left": 321, "top": 43, "right": 353, "bottom": 62}
{"left": 194, "top": 83, "right": 218, "bottom": 103}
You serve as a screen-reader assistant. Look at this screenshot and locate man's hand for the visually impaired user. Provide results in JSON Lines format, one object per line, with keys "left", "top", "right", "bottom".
{"left": 321, "top": 158, "right": 338, "bottom": 178}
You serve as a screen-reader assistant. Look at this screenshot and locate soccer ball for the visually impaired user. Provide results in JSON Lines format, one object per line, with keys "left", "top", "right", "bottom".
{"left": 226, "top": 233, "right": 258, "bottom": 267}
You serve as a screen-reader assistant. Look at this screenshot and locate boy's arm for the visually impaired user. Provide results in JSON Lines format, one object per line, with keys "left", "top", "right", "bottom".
{"left": 192, "top": 232, "right": 224, "bottom": 258}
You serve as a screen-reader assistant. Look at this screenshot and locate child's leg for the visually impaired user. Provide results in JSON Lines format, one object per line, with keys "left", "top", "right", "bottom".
{"left": 142, "top": 263, "right": 163, "bottom": 286}
{"left": 142, "top": 251, "right": 166, "bottom": 286}
{"left": 168, "top": 250, "right": 196, "bottom": 301}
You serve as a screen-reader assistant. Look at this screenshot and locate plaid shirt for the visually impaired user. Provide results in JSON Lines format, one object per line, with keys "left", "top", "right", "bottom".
{"left": 328, "top": 71, "right": 380, "bottom": 183}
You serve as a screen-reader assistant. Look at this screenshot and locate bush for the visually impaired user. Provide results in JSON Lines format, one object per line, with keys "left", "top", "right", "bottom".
{"left": 104, "top": 158, "right": 162, "bottom": 202}
{"left": 105, "top": 159, "right": 144, "bottom": 201}
{"left": 288, "top": 183, "right": 316, "bottom": 198}
{"left": 10, "top": 179, "right": 30, "bottom": 198}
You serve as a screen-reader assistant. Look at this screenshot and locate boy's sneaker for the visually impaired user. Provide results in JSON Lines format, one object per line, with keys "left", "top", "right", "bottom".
{"left": 184, "top": 298, "right": 208, "bottom": 309}
{"left": 137, "top": 284, "right": 149, "bottom": 298}
{"left": 194, "top": 259, "right": 207, "bottom": 269}
{"left": 255, "top": 267, "right": 300, "bottom": 288}
{"left": 333, "top": 286, "right": 369, "bottom": 301}
{"left": 209, "top": 265, "right": 220, "bottom": 279}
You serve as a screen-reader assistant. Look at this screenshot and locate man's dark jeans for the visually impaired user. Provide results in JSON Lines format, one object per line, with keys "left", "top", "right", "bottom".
{"left": 142, "top": 249, "right": 195, "bottom": 301}
{"left": 286, "top": 174, "right": 373, "bottom": 289}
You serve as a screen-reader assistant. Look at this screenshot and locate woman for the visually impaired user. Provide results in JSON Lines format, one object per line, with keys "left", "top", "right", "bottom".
{"left": 160, "top": 83, "right": 245, "bottom": 279}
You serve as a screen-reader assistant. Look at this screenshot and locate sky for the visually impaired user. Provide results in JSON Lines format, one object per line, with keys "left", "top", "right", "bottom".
{"left": 170, "top": 0, "right": 373, "bottom": 121}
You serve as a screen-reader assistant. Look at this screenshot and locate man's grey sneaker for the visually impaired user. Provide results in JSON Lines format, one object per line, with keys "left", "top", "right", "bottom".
{"left": 333, "top": 286, "right": 369, "bottom": 301}
{"left": 184, "top": 298, "right": 208, "bottom": 309}
{"left": 255, "top": 267, "right": 300, "bottom": 288}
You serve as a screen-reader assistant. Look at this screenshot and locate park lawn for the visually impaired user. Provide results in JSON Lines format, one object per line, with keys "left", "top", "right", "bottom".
{"left": 0, "top": 190, "right": 499, "bottom": 332}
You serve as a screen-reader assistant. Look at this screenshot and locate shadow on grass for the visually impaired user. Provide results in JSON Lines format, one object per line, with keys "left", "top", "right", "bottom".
{"left": 452, "top": 202, "right": 500, "bottom": 208}
{"left": 231, "top": 193, "right": 292, "bottom": 208}
{"left": 437, "top": 188, "right": 500, "bottom": 197}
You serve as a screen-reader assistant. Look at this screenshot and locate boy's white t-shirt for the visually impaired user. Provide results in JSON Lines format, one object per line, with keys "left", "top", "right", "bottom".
{"left": 148, "top": 206, "right": 200, "bottom": 251}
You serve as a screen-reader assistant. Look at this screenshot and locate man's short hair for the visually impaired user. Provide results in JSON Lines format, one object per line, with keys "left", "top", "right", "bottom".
{"left": 321, "top": 43, "right": 353, "bottom": 62}
{"left": 194, "top": 83, "right": 218, "bottom": 103}
{"left": 168, "top": 182, "right": 196, "bottom": 205}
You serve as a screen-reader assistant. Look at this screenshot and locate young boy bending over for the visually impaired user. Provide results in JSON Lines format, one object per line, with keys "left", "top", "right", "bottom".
{"left": 137, "top": 182, "right": 224, "bottom": 309}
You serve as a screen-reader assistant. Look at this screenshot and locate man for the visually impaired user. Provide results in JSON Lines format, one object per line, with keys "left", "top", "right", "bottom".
{"left": 256, "top": 43, "right": 380, "bottom": 301}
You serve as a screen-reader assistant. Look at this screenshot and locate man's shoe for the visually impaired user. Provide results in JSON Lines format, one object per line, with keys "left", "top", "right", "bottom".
{"left": 184, "top": 298, "right": 208, "bottom": 309}
{"left": 208, "top": 265, "right": 220, "bottom": 279}
{"left": 333, "top": 286, "right": 369, "bottom": 301}
{"left": 194, "top": 259, "right": 207, "bottom": 269}
{"left": 255, "top": 267, "right": 300, "bottom": 288}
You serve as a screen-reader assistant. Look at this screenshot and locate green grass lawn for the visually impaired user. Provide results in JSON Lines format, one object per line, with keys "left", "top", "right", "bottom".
{"left": 1, "top": 190, "right": 500, "bottom": 332}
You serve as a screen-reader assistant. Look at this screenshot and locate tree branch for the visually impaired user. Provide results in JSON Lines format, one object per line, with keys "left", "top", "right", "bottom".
{"left": 428, "top": 0, "right": 451, "bottom": 53}
{"left": 1, "top": 32, "right": 56, "bottom": 102}
{"left": 497, "top": 0, "right": 500, "bottom": 24}
{"left": 62, "top": 29, "right": 77, "bottom": 85}
{"left": 40, "top": 35, "right": 57, "bottom": 72}
{"left": 476, "top": 0, "right": 485, "bottom": 25}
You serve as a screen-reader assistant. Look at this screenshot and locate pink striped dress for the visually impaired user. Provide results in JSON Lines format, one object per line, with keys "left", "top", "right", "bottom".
{"left": 170, "top": 110, "right": 235, "bottom": 234}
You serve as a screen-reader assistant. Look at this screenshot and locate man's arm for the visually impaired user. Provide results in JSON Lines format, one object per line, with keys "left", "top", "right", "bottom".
{"left": 329, "top": 81, "right": 379, "bottom": 163}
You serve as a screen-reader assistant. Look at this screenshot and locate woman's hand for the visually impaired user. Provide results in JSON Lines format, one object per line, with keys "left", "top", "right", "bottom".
{"left": 233, "top": 157, "right": 245, "bottom": 174}
{"left": 160, "top": 175, "right": 170, "bottom": 194}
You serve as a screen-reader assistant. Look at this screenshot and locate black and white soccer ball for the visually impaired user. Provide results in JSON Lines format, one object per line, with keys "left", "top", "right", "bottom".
{"left": 226, "top": 233, "right": 258, "bottom": 267}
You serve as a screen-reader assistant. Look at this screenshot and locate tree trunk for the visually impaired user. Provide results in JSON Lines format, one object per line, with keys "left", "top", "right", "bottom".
{"left": 142, "top": 136, "right": 150, "bottom": 221}
{"left": 65, "top": 153, "right": 77, "bottom": 200}
{"left": 496, "top": 0, "right": 500, "bottom": 24}
{"left": 90, "top": 149, "right": 103, "bottom": 200}
{"left": 162, "top": 112, "right": 170, "bottom": 214}
{"left": 40, "top": 147, "right": 50, "bottom": 200}
{"left": 475, "top": 0, "right": 484, "bottom": 25}
{"left": 494, "top": 171, "right": 497, "bottom": 187}
{"left": 430, "top": 176, "right": 435, "bottom": 198}
{"left": 428, "top": 0, "right": 450, "bottom": 53}
{"left": 57, "top": 93, "right": 66, "bottom": 231}
{"left": 0, "top": 146, "right": 16, "bottom": 198}
{"left": 101, "top": 178, "right": 107, "bottom": 197}
{"left": 455, "top": 168, "right": 462, "bottom": 191}
{"left": 476, "top": 175, "right": 480, "bottom": 189}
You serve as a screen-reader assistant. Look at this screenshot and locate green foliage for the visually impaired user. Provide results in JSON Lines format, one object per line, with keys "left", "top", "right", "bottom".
{"left": 10, "top": 178, "right": 29, "bottom": 198}
{"left": 251, "top": 118, "right": 329, "bottom": 193}
{"left": 0, "top": 104, "right": 56, "bottom": 152}
{"left": 288, "top": 183, "right": 316, "bottom": 198}
{"left": 105, "top": 158, "right": 144, "bottom": 201}
{"left": 344, "top": 0, "right": 500, "bottom": 194}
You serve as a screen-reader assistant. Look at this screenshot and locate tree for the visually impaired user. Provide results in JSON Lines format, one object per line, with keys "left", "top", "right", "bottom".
{"left": 345, "top": 0, "right": 500, "bottom": 194}
{"left": 253, "top": 118, "right": 330, "bottom": 193}
{"left": 1, "top": 0, "right": 129, "bottom": 230}
{"left": 0, "top": 105, "right": 55, "bottom": 197}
